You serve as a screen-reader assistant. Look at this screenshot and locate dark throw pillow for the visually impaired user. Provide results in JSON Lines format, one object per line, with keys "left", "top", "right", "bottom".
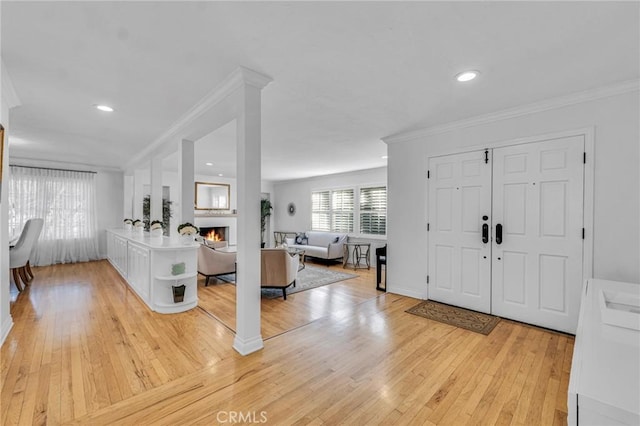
{"left": 295, "top": 232, "right": 308, "bottom": 245}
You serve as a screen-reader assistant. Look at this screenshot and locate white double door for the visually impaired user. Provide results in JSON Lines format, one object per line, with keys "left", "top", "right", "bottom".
{"left": 428, "top": 136, "right": 584, "bottom": 333}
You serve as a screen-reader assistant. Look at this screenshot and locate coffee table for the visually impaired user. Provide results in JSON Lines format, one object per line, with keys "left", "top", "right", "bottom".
{"left": 287, "top": 247, "right": 306, "bottom": 271}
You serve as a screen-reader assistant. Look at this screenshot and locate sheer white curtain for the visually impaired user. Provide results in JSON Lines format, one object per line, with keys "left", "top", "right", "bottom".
{"left": 9, "top": 166, "right": 100, "bottom": 266}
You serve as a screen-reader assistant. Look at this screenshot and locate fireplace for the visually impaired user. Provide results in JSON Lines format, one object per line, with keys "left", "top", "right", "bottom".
{"left": 199, "top": 226, "right": 228, "bottom": 242}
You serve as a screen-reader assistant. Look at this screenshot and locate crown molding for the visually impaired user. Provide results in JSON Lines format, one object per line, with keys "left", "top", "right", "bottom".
{"left": 125, "top": 66, "right": 272, "bottom": 171}
{"left": 383, "top": 79, "right": 640, "bottom": 145}
{"left": 1, "top": 59, "right": 21, "bottom": 109}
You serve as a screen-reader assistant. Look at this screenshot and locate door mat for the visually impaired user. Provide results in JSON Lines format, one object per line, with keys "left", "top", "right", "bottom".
{"left": 406, "top": 300, "right": 500, "bottom": 335}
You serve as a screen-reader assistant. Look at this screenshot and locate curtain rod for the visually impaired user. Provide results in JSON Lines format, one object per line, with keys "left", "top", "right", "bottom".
{"left": 9, "top": 164, "right": 97, "bottom": 174}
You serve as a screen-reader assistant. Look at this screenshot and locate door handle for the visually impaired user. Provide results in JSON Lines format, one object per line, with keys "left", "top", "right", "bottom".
{"left": 482, "top": 223, "right": 489, "bottom": 244}
{"left": 495, "top": 223, "right": 503, "bottom": 245}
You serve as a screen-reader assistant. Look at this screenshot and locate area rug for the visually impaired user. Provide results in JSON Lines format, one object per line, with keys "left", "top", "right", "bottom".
{"left": 406, "top": 300, "right": 500, "bottom": 335}
{"left": 214, "top": 265, "right": 357, "bottom": 299}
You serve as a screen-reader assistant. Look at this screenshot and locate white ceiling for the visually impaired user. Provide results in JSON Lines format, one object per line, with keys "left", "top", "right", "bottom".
{"left": 2, "top": 2, "right": 638, "bottom": 181}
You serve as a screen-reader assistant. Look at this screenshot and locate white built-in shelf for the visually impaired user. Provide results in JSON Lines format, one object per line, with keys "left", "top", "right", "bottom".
{"left": 155, "top": 272, "right": 198, "bottom": 281}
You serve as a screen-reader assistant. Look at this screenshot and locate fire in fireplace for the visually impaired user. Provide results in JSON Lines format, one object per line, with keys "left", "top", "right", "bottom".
{"left": 199, "top": 226, "right": 228, "bottom": 242}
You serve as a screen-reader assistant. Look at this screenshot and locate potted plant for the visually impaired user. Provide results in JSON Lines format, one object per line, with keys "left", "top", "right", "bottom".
{"left": 261, "top": 198, "right": 273, "bottom": 248}
{"left": 123, "top": 218, "right": 133, "bottom": 231}
{"left": 132, "top": 219, "right": 144, "bottom": 235}
{"left": 177, "top": 222, "right": 199, "bottom": 244}
{"left": 150, "top": 220, "right": 164, "bottom": 238}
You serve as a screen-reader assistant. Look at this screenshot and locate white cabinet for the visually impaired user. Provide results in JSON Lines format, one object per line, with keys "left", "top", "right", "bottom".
{"left": 107, "top": 232, "right": 128, "bottom": 277}
{"left": 127, "top": 242, "right": 150, "bottom": 300}
{"left": 106, "top": 229, "right": 199, "bottom": 314}
{"left": 568, "top": 279, "right": 640, "bottom": 425}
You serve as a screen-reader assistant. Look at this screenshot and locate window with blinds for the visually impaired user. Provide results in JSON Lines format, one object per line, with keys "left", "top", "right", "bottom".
{"left": 312, "top": 191, "right": 331, "bottom": 231}
{"left": 312, "top": 189, "right": 354, "bottom": 232}
{"left": 312, "top": 186, "right": 386, "bottom": 235}
{"left": 360, "top": 186, "right": 387, "bottom": 235}
{"left": 331, "top": 189, "right": 354, "bottom": 233}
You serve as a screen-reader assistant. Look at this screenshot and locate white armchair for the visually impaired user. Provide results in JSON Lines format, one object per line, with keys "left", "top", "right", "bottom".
{"left": 261, "top": 248, "right": 299, "bottom": 300}
{"left": 197, "top": 244, "right": 237, "bottom": 286}
{"left": 10, "top": 218, "right": 44, "bottom": 291}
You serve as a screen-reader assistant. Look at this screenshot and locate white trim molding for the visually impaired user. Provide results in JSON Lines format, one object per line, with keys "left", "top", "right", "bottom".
{"left": 233, "top": 335, "right": 264, "bottom": 356}
{"left": 0, "top": 316, "right": 13, "bottom": 346}
{"left": 125, "top": 66, "right": 272, "bottom": 172}
{"left": 383, "top": 79, "right": 639, "bottom": 145}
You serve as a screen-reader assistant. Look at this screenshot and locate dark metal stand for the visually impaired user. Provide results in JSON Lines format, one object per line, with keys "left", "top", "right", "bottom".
{"left": 376, "top": 245, "right": 386, "bottom": 291}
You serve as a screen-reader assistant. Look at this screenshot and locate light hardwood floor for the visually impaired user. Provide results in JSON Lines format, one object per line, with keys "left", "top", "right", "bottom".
{"left": 2, "top": 259, "right": 574, "bottom": 425}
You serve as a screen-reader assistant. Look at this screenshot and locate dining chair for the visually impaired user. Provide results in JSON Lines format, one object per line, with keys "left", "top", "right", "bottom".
{"left": 10, "top": 218, "right": 44, "bottom": 291}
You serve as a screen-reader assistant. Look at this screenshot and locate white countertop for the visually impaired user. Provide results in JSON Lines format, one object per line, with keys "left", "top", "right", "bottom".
{"left": 107, "top": 228, "right": 200, "bottom": 250}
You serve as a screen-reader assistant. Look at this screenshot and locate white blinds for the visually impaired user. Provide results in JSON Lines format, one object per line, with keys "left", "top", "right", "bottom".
{"left": 312, "top": 189, "right": 354, "bottom": 232}
{"left": 360, "top": 186, "right": 387, "bottom": 235}
{"left": 312, "top": 186, "right": 387, "bottom": 235}
{"left": 331, "top": 189, "right": 354, "bottom": 233}
{"left": 312, "top": 191, "right": 331, "bottom": 231}
{"left": 9, "top": 166, "right": 100, "bottom": 266}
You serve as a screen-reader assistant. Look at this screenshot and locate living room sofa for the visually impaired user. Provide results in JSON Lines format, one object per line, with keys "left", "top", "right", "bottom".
{"left": 285, "top": 231, "right": 347, "bottom": 261}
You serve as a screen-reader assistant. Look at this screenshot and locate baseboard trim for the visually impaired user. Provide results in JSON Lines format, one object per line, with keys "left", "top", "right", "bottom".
{"left": 0, "top": 315, "right": 14, "bottom": 347}
{"left": 387, "top": 285, "right": 427, "bottom": 300}
{"left": 233, "top": 335, "right": 264, "bottom": 356}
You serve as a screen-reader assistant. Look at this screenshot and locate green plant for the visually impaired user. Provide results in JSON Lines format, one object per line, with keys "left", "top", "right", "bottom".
{"left": 150, "top": 220, "right": 164, "bottom": 231}
{"left": 261, "top": 198, "right": 273, "bottom": 246}
{"left": 143, "top": 195, "right": 173, "bottom": 235}
{"left": 177, "top": 222, "right": 199, "bottom": 235}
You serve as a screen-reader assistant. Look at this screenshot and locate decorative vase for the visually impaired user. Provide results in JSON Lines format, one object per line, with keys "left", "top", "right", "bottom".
{"left": 135, "top": 226, "right": 144, "bottom": 235}
{"left": 150, "top": 228, "right": 163, "bottom": 238}
{"left": 181, "top": 234, "right": 194, "bottom": 245}
{"left": 124, "top": 223, "right": 132, "bottom": 231}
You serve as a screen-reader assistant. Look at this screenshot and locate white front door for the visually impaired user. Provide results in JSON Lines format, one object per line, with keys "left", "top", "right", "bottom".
{"left": 491, "top": 136, "right": 584, "bottom": 333}
{"left": 428, "top": 150, "right": 492, "bottom": 313}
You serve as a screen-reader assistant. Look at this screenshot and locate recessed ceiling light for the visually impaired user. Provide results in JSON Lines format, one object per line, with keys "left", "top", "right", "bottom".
{"left": 455, "top": 70, "right": 480, "bottom": 82}
{"left": 95, "top": 104, "right": 114, "bottom": 112}
{"left": 205, "top": 162, "right": 213, "bottom": 166}
{"left": 382, "top": 155, "right": 388, "bottom": 159}
{"left": 218, "top": 173, "right": 223, "bottom": 177}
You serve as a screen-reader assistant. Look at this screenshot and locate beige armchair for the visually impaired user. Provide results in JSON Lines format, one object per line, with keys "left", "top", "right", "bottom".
{"left": 197, "top": 244, "right": 237, "bottom": 286}
{"left": 261, "top": 248, "right": 299, "bottom": 300}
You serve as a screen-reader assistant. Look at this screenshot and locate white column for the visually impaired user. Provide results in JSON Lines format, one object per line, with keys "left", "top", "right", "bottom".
{"left": 123, "top": 174, "right": 134, "bottom": 219}
{"left": 133, "top": 168, "right": 148, "bottom": 221}
{"left": 150, "top": 156, "right": 163, "bottom": 225}
{"left": 178, "top": 139, "right": 195, "bottom": 231}
{"left": 233, "top": 84, "right": 264, "bottom": 355}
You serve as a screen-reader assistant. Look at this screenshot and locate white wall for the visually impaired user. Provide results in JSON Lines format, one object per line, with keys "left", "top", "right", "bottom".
{"left": 386, "top": 88, "right": 640, "bottom": 299}
{"left": 1, "top": 52, "right": 20, "bottom": 345}
{"left": 1, "top": 89, "right": 12, "bottom": 344}
{"left": 273, "top": 167, "right": 388, "bottom": 263}
{"left": 96, "top": 171, "right": 124, "bottom": 257}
